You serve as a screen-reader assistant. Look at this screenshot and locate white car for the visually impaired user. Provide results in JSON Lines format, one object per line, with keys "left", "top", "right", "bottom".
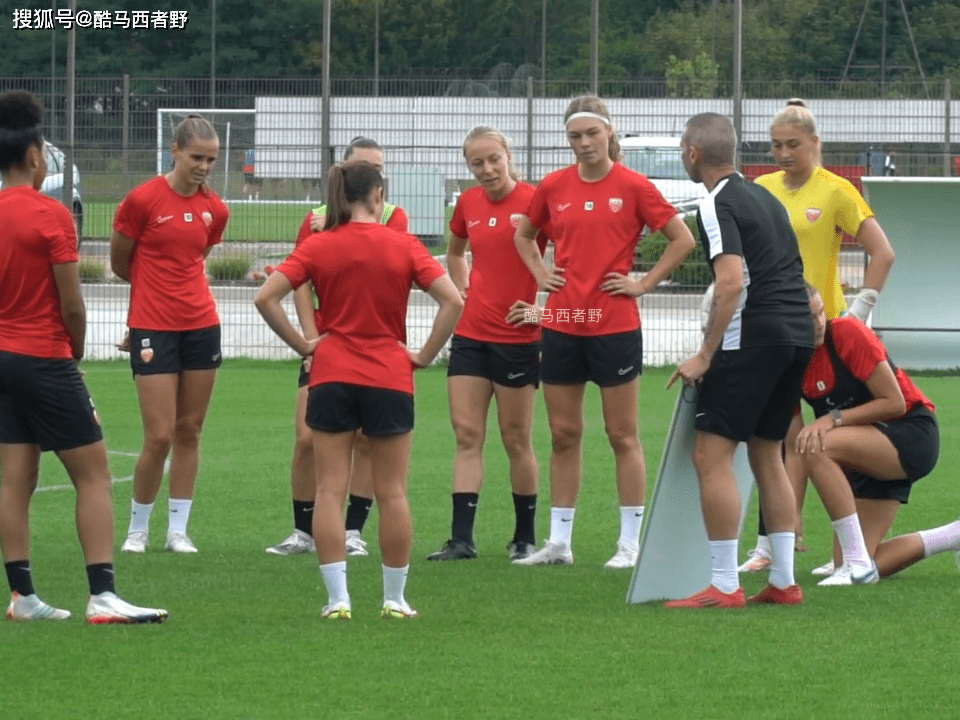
{"left": 40, "top": 141, "right": 84, "bottom": 244}
{"left": 619, "top": 135, "right": 706, "bottom": 214}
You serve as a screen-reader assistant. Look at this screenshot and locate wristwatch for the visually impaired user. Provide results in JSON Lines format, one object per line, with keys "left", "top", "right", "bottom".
{"left": 830, "top": 408, "right": 843, "bottom": 427}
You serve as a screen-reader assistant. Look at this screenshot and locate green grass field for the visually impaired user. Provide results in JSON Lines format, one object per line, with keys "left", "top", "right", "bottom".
{"left": 4, "top": 362, "right": 960, "bottom": 719}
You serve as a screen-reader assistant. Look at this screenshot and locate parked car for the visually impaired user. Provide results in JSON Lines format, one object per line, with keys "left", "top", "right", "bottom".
{"left": 619, "top": 135, "right": 706, "bottom": 214}
{"left": 1, "top": 140, "right": 84, "bottom": 247}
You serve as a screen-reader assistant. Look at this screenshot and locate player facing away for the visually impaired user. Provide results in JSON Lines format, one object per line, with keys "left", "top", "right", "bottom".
{"left": 111, "top": 114, "right": 230, "bottom": 555}
{"left": 0, "top": 90, "right": 167, "bottom": 623}
{"left": 426, "top": 126, "right": 547, "bottom": 562}
{"left": 256, "top": 161, "right": 462, "bottom": 619}
{"left": 742, "top": 99, "right": 895, "bottom": 575}
{"left": 513, "top": 95, "right": 696, "bottom": 569}
{"left": 265, "top": 137, "right": 410, "bottom": 558}
{"left": 790, "top": 287, "right": 954, "bottom": 584}
{"left": 665, "top": 112, "right": 814, "bottom": 608}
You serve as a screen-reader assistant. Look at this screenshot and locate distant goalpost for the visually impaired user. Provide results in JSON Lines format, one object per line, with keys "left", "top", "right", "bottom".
{"left": 156, "top": 108, "right": 256, "bottom": 201}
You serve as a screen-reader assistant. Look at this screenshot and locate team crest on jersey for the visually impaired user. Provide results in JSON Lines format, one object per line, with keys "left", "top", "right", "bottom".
{"left": 201, "top": 211, "right": 213, "bottom": 226}
{"left": 509, "top": 213, "right": 523, "bottom": 228}
{"left": 488, "top": 217, "right": 497, "bottom": 227}
{"left": 584, "top": 201, "right": 594, "bottom": 211}
{"left": 816, "top": 380, "right": 826, "bottom": 391}
{"left": 609, "top": 198, "right": 623, "bottom": 213}
{"left": 184, "top": 213, "right": 193, "bottom": 222}
{"left": 140, "top": 348, "right": 154, "bottom": 363}
{"left": 806, "top": 208, "right": 821, "bottom": 223}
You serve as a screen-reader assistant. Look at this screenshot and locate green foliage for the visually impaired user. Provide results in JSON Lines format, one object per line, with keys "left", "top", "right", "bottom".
{"left": 665, "top": 38, "right": 719, "bottom": 98}
{"left": 638, "top": 214, "right": 710, "bottom": 290}
{"left": 77, "top": 259, "right": 107, "bottom": 281}
{"left": 206, "top": 252, "right": 253, "bottom": 281}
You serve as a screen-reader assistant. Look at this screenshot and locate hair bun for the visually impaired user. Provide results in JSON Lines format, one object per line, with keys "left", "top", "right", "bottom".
{"left": 785, "top": 98, "right": 807, "bottom": 108}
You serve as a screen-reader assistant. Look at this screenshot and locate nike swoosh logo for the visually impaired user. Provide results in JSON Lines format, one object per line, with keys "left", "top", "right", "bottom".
{"left": 617, "top": 366, "right": 634, "bottom": 375}
{"left": 695, "top": 413, "right": 706, "bottom": 418}
{"left": 507, "top": 372, "right": 525, "bottom": 379}
{"left": 157, "top": 215, "right": 173, "bottom": 223}
{"left": 560, "top": 518, "right": 572, "bottom": 522}
{"left": 212, "top": 353, "right": 222, "bottom": 361}
{"left": 557, "top": 203, "right": 571, "bottom": 211}
{"left": 468, "top": 220, "right": 480, "bottom": 227}
{"left": 467, "top": 502, "right": 478, "bottom": 507}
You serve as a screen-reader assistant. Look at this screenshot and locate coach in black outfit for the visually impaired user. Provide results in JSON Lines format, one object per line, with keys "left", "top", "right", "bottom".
{"left": 664, "top": 113, "right": 815, "bottom": 609}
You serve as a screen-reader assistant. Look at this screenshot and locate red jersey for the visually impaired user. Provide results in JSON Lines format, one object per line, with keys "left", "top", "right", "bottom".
{"left": 114, "top": 177, "right": 229, "bottom": 331}
{"left": 0, "top": 186, "right": 79, "bottom": 359}
{"left": 449, "top": 183, "right": 548, "bottom": 344}
{"left": 803, "top": 317, "right": 934, "bottom": 414}
{"left": 526, "top": 163, "right": 677, "bottom": 336}
{"left": 278, "top": 222, "right": 446, "bottom": 395}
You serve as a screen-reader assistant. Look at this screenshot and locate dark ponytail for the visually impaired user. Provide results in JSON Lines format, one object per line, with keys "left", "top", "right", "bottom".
{"left": 322, "top": 161, "right": 384, "bottom": 231}
{"left": 0, "top": 90, "right": 44, "bottom": 171}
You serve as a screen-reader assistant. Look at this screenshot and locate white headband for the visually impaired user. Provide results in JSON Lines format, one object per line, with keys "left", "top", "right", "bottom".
{"left": 564, "top": 111, "right": 611, "bottom": 127}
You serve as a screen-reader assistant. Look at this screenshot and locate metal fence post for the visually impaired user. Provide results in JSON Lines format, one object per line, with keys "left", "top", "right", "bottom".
{"left": 122, "top": 73, "right": 130, "bottom": 191}
{"left": 945, "top": 78, "right": 952, "bottom": 177}
{"left": 527, "top": 76, "right": 534, "bottom": 182}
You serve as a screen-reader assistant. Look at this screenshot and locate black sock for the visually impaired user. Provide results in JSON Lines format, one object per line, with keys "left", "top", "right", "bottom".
{"left": 512, "top": 493, "right": 537, "bottom": 545}
{"left": 86, "top": 563, "right": 116, "bottom": 596}
{"left": 345, "top": 495, "right": 373, "bottom": 533}
{"left": 451, "top": 492, "right": 479, "bottom": 545}
{"left": 4, "top": 560, "right": 35, "bottom": 596}
{"left": 757, "top": 508, "right": 768, "bottom": 538}
{"left": 293, "top": 500, "right": 314, "bottom": 537}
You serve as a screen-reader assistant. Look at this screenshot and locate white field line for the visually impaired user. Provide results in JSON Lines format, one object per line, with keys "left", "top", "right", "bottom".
{"left": 35, "top": 451, "right": 169, "bottom": 494}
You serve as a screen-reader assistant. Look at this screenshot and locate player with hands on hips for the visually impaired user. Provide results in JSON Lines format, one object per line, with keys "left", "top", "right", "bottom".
{"left": 665, "top": 113, "right": 814, "bottom": 609}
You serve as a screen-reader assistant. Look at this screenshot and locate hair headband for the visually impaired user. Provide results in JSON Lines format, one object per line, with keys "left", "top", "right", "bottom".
{"left": 564, "top": 112, "right": 610, "bottom": 127}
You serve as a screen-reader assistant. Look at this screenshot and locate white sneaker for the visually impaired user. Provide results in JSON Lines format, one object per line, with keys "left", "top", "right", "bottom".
{"left": 737, "top": 548, "right": 772, "bottom": 573}
{"left": 321, "top": 601, "right": 351, "bottom": 620}
{"left": 512, "top": 540, "right": 573, "bottom": 566}
{"left": 86, "top": 592, "right": 169, "bottom": 624}
{"left": 265, "top": 529, "right": 315, "bottom": 556}
{"left": 345, "top": 530, "right": 369, "bottom": 557}
{"left": 604, "top": 541, "right": 639, "bottom": 569}
{"left": 6, "top": 592, "right": 71, "bottom": 621}
{"left": 121, "top": 530, "right": 148, "bottom": 554}
{"left": 811, "top": 560, "right": 836, "bottom": 576}
{"left": 165, "top": 533, "right": 198, "bottom": 553}
{"left": 381, "top": 600, "right": 418, "bottom": 619}
{"left": 817, "top": 561, "right": 878, "bottom": 586}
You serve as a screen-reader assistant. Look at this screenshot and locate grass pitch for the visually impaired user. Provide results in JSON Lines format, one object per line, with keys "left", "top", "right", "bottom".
{"left": 4, "top": 361, "right": 960, "bottom": 719}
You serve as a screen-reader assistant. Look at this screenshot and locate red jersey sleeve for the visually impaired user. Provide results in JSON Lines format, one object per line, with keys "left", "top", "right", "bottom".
{"left": 525, "top": 178, "right": 552, "bottom": 230}
{"left": 295, "top": 212, "right": 314, "bottom": 248}
{"left": 633, "top": 175, "right": 677, "bottom": 233}
{"left": 449, "top": 197, "right": 467, "bottom": 238}
{"left": 113, "top": 192, "right": 148, "bottom": 241}
{"left": 832, "top": 317, "right": 886, "bottom": 382}
{"left": 206, "top": 195, "right": 229, "bottom": 248}
{"left": 409, "top": 235, "right": 446, "bottom": 291}
{"left": 387, "top": 206, "right": 409, "bottom": 233}
{"left": 49, "top": 205, "right": 80, "bottom": 263}
{"left": 276, "top": 243, "right": 313, "bottom": 290}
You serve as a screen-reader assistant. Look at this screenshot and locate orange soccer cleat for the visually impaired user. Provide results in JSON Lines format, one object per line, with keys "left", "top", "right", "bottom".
{"left": 664, "top": 585, "right": 746, "bottom": 609}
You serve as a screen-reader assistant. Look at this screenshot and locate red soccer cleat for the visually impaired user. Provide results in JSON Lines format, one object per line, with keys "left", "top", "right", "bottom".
{"left": 664, "top": 585, "right": 746, "bottom": 609}
{"left": 747, "top": 583, "right": 804, "bottom": 605}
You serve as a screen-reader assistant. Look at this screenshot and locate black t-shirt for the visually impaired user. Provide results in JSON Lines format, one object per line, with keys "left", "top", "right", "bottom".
{"left": 696, "top": 173, "right": 814, "bottom": 350}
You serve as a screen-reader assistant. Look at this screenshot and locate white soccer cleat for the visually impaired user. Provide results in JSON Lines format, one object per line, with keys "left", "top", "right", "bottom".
{"left": 818, "top": 560, "right": 879, "bottom": 587}
{"left": 604, "top": 541, "right": 639, "bottom": 569}
{"left": 6, "top": 592, "right": 71, "bottom": 621}
{"left": 345, "top": 530, "right": 369, "bottom": 557}
{"left": 811, "top": 560, "right": 836, "bottom": 576}
{"left": 86, "top": 592, "right": 169, "bottom": 624}
{"left": 121, "top": 531, "right": 149, "bottom": 554}
{"left": 737, "top": 548, "right": 772, "bottom": 573}
{"left": 817, "top": 563, "right": 853, "bottom": 586}
{"left": 265, "top": 529, "right": 315, "bottom": 556}
{"left": 381, "top": 600, "right": 418, "bottom": 619}
{"left": 165, "top": 533, "right": 198, "bottom": 554}
{"left": 512, "top": 540, "right": 573, "bottom": 566}
{"left": 321, "top": 601, "right": 352, "bottom": 620}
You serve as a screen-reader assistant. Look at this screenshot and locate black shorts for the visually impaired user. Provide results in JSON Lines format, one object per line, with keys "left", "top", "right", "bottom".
{"left": 540, "top": 328, "right": 642, "bottom": 387}
{"left": 447, "top": 335, "right": 540, "bottom": 388}
{"left": 696, "top": 345, "right": 814, "bottom": 443}
{"left": 306, "top": 382, "right": 414, "bottom": 437}
{"left": 130, "top": 326, "right": 222, "bottom": 376}
{"left": 0, "top": 351, "right": 103, "bottom": 452}
{"left": 297, "top": 357, "right": 310, "bottom": 388}
{"left": 847, "top": 405, "right": 939, "bottom": 504}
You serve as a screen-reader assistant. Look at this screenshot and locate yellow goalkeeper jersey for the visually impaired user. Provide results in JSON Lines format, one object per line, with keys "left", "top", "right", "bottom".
{"left": 756, "top": 167, "right": 873, "bottom": 319}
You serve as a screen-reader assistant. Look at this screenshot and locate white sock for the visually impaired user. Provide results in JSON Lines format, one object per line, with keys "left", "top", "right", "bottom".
{"left": 755, "top": 534, "right": 773, "bottom": 556}
{"left": 319, "top": 561, "right": 349, "bottom": 606}
{"left": 548, "top": 507, "right": 576, "bottom": 546}
{"left": 831, "top": 513, "right": 871, "bottom": 568}
{"left": 918, "top": 519, "right": 960, "bottom": 557}
{"left": 618, "top": 506, "right": 644, "bottom": 549}
{"left": 709, "top": 539, "right": 739, "bottom": 593}
{"left": 167, "top": 498, "right": 193, "bottom": 536}
{"left": 382, "top": 564, "right": 409, "bottom": 605}
{"left": 128, "top": 500, "right": 154, "bottom": 535}
{"left": 767, "top": 531, "right": 797, "bottom": 589}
